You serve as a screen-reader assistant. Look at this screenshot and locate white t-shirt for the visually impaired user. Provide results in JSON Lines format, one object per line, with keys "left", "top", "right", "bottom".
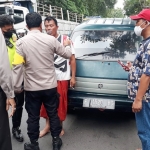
{"left": 54, "top": 34, "right": 75, "bottom": 80}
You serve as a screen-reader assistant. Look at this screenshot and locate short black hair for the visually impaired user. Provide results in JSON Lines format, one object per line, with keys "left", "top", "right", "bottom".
{"left": 44, "top": 16, "right": 58, "bottom": 26}
{"left": 26, "top": 12, "right": 42, "bottom": 29}
{"left": 0, "top": 15, "right": 14, "bottom": 27}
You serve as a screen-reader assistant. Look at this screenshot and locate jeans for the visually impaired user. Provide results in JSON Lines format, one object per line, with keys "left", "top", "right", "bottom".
{"left": 25, "top": 88, "right": 62, "bottom": 142}
{"left": 135, "top": 101, "right": 150, "bottom": 150}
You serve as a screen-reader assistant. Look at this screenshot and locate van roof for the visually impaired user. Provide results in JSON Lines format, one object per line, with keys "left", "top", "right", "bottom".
{"left": 73, "top": 18, "right": 135, "bottom": 31}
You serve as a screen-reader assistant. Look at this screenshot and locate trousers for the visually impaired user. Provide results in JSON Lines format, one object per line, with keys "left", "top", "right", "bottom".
{"left": 0, "top": 87, "right": 12, "bottom": 150}
{"left": 25, "top": 88, "right": 62, "bottom": 142}
{"left": 12, "top": 91, "right": 24, "bottom": 128}
{"left": 40, "top": 80, "right": 69, "bottom": 121}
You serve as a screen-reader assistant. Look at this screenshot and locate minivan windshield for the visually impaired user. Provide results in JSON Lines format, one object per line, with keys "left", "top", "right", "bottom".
{"left": 71, "top": 30, "right": 142, "bottom": 61}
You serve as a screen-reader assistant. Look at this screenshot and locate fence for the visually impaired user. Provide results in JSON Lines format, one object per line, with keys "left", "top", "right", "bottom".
{"left": 37, "top": 2, "right": 83, "bottom": 23}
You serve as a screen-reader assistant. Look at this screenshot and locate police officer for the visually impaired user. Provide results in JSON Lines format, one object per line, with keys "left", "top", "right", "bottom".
{"left": 0, "top": 28, "right": 16, "bottom": 150}
{"left": 12, "top": 12, "right": 72, "bottom": 150}
{"left": 0, "top": 15, "right": 24, "bottom": 142}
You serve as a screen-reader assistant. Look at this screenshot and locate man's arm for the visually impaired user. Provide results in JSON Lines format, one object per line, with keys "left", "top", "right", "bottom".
{"left": 12, "top": 39, "right": 25, "bottom": 92}
{"left": 136, "top": 74, "right": 150, "bottom": 100}
{"left": 0, "top": 29, "right": 15, "bottom": 99}
{"left": 54, "top": 38, "right": 72, "bottom": 59}
{"left": 69, "top": 41, "right": 76, "bottom": 87}
{"left": 132, "top": 48, "right": 150, "bottom": 113}
{"left": 70, "top": 54, "right": 76, "bottom": 87}
{"left": 132, "top": 74, "right": 150, "bottom": 113}
{"left": 0, "top": 29, "right": 16, "bottom": 116}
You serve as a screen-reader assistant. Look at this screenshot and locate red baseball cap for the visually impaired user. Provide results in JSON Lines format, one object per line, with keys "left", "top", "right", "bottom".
{"left": 130, "top": 9, "right": 150, "bottom": 21}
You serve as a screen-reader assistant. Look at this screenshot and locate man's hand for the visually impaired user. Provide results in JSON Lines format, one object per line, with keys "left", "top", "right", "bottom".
{"left": 15, "top": 89, "right": 23, "bottom": 94}
{"left": 6, "top": 98, "right": 16, "bottom": 117}
{"left": 123, "top": 61, "right": 132, "bottom": 71}
{"left": 132, "top": 99, "right": 142, "bottom": 113}
{"left": 63, "top": 39, "right": 71, "bottom": 47}
{"left": 70, "top": 77, "right": 76, "bottom": 88}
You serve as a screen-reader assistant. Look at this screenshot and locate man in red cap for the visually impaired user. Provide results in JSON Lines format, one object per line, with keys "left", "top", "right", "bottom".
{"left": 125, "top": 9, "right": 150, "bottom": 150}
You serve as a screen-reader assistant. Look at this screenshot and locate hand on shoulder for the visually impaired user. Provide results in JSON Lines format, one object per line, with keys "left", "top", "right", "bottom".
{"left": 64, "top": 39, "right": 71, "bottom": 47}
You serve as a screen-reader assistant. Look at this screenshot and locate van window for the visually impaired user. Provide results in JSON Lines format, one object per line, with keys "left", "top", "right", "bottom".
{"left": 14, "top": 9, "right": 24, "bottom": 24}
{"left": 72, "top": 30, "right": 142, "bottom": 61}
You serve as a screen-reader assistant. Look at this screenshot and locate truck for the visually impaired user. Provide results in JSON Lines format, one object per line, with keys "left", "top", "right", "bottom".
{"left": 0, "top": 0, "right": 80, "bottom": 35}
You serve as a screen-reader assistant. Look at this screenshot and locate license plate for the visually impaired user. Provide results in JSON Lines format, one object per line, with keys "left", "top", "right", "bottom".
{"left": 83, "top": 99, "right": 115, "bottom": 109}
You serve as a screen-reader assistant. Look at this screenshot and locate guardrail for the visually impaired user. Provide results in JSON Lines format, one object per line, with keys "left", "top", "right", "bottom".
{"left": 37, "top": 3, "right": 83, "bottom": 23}
{"left": 37, "top": 3, "right": 51, "bottom": 16}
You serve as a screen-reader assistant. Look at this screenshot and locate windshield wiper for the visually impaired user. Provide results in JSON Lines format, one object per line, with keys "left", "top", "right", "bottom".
{"left": 83, "top": 51, "right": 110, "bottom": 56}
{"left": 77, "top": 51, "right": 110, "bottom": 59}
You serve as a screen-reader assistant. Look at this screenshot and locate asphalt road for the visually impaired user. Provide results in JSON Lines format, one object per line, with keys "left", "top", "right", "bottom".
{"left": 10, "top": 108, "right": 141, "bottom": 150}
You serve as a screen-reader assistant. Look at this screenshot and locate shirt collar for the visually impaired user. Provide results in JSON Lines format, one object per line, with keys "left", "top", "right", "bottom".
{"left": 142, "top": 36, "right": 150, "bottom": 42}
{"left": 28, "top": 30, "right": 41, "bottom": 34}
{"left": 56, "top": 34, "right": 60, "bottom": 39}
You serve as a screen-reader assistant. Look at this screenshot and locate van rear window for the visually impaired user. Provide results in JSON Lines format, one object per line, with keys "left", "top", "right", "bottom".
{"left": 71, "top": 30, "right": 142, "bottom": 61}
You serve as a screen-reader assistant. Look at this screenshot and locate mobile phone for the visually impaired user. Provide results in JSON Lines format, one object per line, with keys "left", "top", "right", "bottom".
{"left": 117, "top": 60, "right": 129, "bottom": 70}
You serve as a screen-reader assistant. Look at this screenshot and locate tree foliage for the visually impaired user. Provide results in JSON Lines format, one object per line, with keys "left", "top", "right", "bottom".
{"left": 40, "top": 0, "right": 117, "bottom": 17}
{"left": 124, "top": 0, "right": 150, "bottom": 16}
{"left": 84, "top": 0, "right": 117, "bottom": 17}
{"left": 106, "top": 8, "right": 124, "bottom": 18}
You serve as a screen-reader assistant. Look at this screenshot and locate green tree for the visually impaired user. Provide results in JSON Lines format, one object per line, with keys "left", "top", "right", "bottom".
{"left": 124, "top": 0, "right": 150, "bottom": 16}
{"left": 72, "top": 0, "right": 88, "bottom": 15}
{"left": 106, "top": 8, "right": 124, "bottom": 18}
{"left": 38, "top": 0, "right": 118, "bottom": 18}
{"left": 85, "top": 0, "right": 117, "bottom": 17}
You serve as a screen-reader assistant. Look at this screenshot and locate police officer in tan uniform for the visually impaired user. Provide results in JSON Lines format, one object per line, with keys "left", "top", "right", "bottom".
{"left": 12, "top": 12, "right": 72, "bottom": 150}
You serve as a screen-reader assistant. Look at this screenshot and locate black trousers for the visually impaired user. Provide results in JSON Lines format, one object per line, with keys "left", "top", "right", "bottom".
{"left": 0, "top": 87, "right": 12, "bottom": 150}
{"left": 25, "top": 88, "right": 62, "bottom": 142}
{"left": 12, "top": 91, "right": 24, "bottom": 128}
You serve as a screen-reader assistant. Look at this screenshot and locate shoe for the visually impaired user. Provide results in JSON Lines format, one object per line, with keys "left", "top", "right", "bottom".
{"left": 53, "top": 137, "right": 62, "bottom": 150}
{"left": 12, "top": 127, "right": 24, "bottom": 142}
{"left": 24, "top": 142, "right": 40, "bottom": 150}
